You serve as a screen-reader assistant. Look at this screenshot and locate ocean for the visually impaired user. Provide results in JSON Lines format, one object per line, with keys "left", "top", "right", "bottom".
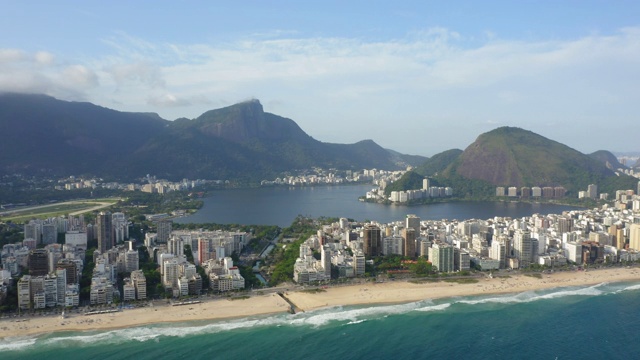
{"left": 3, "top": 281, "right": 638, "bottom": 359}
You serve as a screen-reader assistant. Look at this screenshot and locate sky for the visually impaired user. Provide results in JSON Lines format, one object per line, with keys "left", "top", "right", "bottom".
{"left": 1, "top": 0, "right": 640, "bottom": 156}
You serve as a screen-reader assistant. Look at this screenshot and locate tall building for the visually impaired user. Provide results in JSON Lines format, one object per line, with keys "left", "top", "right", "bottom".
{"left": 24, "top": 220, "right": 43, "bottom": 243}
{"left": 42, "top": 224, "right": 57, "bottom": 245}
{"left": 112, "top": 212, "right": 129, "bottom": 243}
{"left": 321, "top": 245, "right": 331, "bottom": 278}
{"left": 587, "top": 184, "right": 598, "bottom": 199}
{"left": 28, "top": 249, "right": 49, "bottom": 276}
{"left": 131, "top": 270, "right": 147, "bottom": 300}
{"left": 490, "top": 238, "right": 507, "bottom": 269}
{"left": 406, "top": 214, "right": 421, "bottom": 235}
{"left": 629, "top": 224, "right": 640, "bottom": 251}
{"left": 513, "top": 230, "right": 532, "bottom": 268}
{"left": 403, "top": 228, "right": 416, "bottom": 258}
{"left": 157, "top": 220, "right": 172, "bottom": 244}
{"left": 96, "top": 212, "right": 113, "bottom": 254}
{"left": 556, "top": 217, "right": 574, "bottom": 234}
{"left": 354, "top": 250, "right": 365, "bottom": 276}
{"left": 422, "top": 178, "right": 431, "bottom": 190}
{"left": 198, "top": 238, "right": 212, "bottom": 264}
{"left": 168, "top": 237, "right": 184, "bottom": 257}
{"left": 18, "top": 275, "right": 31, "bottom": 310}
{"left": 363, "top": 224, "right": 382, "bottom": 257}
{"left": 125, "top": 249, "right": 140, "bottom": 273}
{"left": 57, "top": 259, "right": 78, "bottom": 285}
{"left": 430, "top": 242, "right": 453, "bottom": 272}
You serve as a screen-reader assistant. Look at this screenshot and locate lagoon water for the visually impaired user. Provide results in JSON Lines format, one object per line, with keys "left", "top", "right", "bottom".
{"left": 3, "top": 282, "right": 640, "bottom": 359}
{"left": 177, "top": 184, "right": 579, "bottom": 227}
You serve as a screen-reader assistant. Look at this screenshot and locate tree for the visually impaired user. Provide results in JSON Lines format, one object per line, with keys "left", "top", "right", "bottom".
{"left": 411, "top": 257, "right": 433, "bottom": 276}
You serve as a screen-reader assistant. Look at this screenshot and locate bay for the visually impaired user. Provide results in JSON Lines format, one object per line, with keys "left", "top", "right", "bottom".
{"left": 176, "top": 184, "right": 579, "bottom": 226}
{"left": 4, "top": 281, "right": 639, "bottom": 359}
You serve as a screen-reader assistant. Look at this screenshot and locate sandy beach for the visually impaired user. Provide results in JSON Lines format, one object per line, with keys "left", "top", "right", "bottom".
{"left": 2, "top": 267, "right": 640, "bottom": 339}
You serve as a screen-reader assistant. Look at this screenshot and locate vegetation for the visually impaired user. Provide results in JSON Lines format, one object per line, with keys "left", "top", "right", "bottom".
{"left": 111, "top": 192, "right": 203, "bottom": 219}
{"left": 441, "top": 126, "right": 633, "bottom": 195}
{"left": 384, "top": 171, "right": 426, "bottom": 196}
{"left": 444, "top": 278, "right": 479, "bottom": 284}
{"left": 299, "top": 288, "right": 327, "bottom": 293}
{"left": 524, "top": 273, "right": 543, "bottom": 279}
{"left": 414, "top": 149, "right": 463, "bottom": 177}
{"left": 267, "top": 216, "right": 317, "bottom": 286}
{"left": 0, "top": 222, "right": 23, "bottom": 247}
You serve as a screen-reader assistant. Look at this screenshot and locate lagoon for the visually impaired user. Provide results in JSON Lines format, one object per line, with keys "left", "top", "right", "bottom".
{"left": 176, "top": 185, "right": 579, "bottom": 227}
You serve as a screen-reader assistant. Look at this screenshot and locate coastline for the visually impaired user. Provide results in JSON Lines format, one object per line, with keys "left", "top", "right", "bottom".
{"left": 2, "top": 267, "right": 639, "bottom": 340}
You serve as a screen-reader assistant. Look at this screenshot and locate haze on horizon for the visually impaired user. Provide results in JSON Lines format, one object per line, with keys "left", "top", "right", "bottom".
{"left": 1, "top": 1, "right": 639, "bottom": 157}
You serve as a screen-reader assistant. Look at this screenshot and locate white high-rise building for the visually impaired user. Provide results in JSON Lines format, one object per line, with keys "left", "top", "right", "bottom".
{"left": 321, "top": 245, "right": 331, "bottom": 278}
{"left": 65, "top": 231, "right": 88, "bottom": 251}
{"left": 430, "top": 242, "right": 454, "bottom": 272}
{"left": 125, "top": 249, "right": 139, "bottom": 273}
{"left": 513, "top": 230, "right": 532, "bottom": 268}
{"left": 163, "top": 259, "right": 180, "bottom": 288}
{"left": 629, "top": 224, "right": 640, "bottom": 251}
{"left": 131, "top": 270, "right": 147, "bottom": 300}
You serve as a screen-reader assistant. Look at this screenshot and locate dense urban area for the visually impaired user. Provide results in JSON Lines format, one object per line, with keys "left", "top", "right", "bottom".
{"left": 1, "top": 167, "right": 640, "bottom": 317}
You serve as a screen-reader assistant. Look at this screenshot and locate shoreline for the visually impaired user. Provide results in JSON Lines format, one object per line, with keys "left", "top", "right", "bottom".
{"left": 2, "top": 267, "right": 640, "bottom": 340}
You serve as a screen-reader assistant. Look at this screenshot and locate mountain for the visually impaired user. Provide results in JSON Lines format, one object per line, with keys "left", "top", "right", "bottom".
{"left": 129, "top": 100, "right": 426, "bottom": 180}
{"left": 439, "top": 127, "right": 637, "bottom": 194}
{"left": 589, "top": 150, "right": 628, "bottom": 170}
{"left": 0, "top": 94, "right": 425, "bottom": 180}
{"left": 414, "top": 149, "right": 463, "bottom": 177}
{"left": 0, "top": 93, "right": 168, "bottom": 177}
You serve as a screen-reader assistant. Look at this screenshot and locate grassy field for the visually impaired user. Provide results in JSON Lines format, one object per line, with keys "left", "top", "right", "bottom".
{"left": 0, "top": 198, "right": 120, "bottom": 222}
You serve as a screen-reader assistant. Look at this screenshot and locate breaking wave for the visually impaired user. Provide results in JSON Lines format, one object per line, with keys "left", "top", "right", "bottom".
{"left": 3, "top": 281, "right": 640, "bottom": 352}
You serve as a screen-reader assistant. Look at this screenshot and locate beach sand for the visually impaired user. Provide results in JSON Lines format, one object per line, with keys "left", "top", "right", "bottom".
{"left": 2, "top": 267, "right": 639, "bottom": 339}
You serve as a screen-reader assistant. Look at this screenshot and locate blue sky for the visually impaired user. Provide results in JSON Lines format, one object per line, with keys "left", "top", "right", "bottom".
{"left": 2, "top": 1, "right": 640, "bottom": 156}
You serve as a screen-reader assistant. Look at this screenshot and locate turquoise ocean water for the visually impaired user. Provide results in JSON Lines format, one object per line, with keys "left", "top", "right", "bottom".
{"left": 2, "top": 281, "right": 639, "bottom": 359}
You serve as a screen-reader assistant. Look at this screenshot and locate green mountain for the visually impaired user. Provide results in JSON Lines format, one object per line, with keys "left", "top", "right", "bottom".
{"left": 414, "top": 149, "right": 463, "bottom": 176}
{"left": 0, "top": 93, "right": 168, "bottom": 177}
{"left": 0, "top": 94, "right": 425, "bottom": 180}
{"left": 440, "top": 127, "right": 637, "bottom": 195}
{"left": 384, "top": 171, "right": 426, "bottom": 195}
{"left": 589, "top": 150, "right": 627, "bottom": 170}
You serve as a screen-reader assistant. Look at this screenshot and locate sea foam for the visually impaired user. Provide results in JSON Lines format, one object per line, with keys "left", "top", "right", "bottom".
{"left": 4, "top": 281, "right": 639, "bottom": 352}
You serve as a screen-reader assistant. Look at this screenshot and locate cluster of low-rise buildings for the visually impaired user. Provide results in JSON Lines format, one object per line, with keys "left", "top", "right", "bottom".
{"left": 261, "top": 168, "right": 406, "bottom": 187}
{"left": 55, "top": 175, "right": 213, "bottom": 194}
{"left": 366, "top": 178, "right": 453, "bottom": 203}
{"left": 496, "top": 186, "right": 567, "bottom": 198}
{"left": 293, "top": 185, "right": 640, "bottom": 283}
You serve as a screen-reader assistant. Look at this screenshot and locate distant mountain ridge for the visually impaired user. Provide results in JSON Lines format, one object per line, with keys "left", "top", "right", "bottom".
{"left": 0, "top": 93, "right": 425, "bottom": 180}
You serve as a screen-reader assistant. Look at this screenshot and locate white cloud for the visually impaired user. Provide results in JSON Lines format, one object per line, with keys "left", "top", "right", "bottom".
{"left": 147, "top": 93, "right": 190, "bottom": 107}
{"left": 34, "top": 51, "right": 55, "bottom": 65}
{"left": 0, "top": 49, "right": 25, "bottom": 63}
{"left": 105, "top": 61, "right": 165, "bottom": 88}
{"left": 63, "top": 65, "right": 99, "bottom": 88}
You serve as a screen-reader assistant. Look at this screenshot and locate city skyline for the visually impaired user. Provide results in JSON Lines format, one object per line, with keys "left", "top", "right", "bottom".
{"left": 2, "top": 1, "right": 640, "bottom": 156}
